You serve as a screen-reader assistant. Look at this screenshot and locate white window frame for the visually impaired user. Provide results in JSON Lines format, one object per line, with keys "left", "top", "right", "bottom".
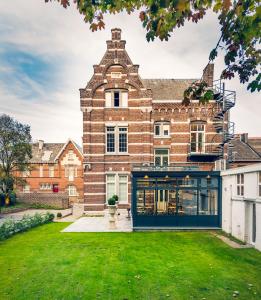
{"left": 154, "top": 148, "right": 169, "bottom": 166}
{"left": 257, "top": 171, "right": 261, "bottom": 198}
{"left": 23, "top": 184, "right": 30, "bottom": 193}
{"left": 68, "top": 150, "right": 74, "bottom": 161}
{"left": 190, "top": 123, "right": 205, "bottom": 153}
{"left": 105, "top": 90, "right": 128, "bottom": 108}
{"left": 106, "top": 126, "right": 128, "bottom": 154}
{"left": 236, "top": 173, "right": 244, "bottom": 196}
{"left": 49, "top": 165, "right": 54, "bottom": 178}
{"left": 154, "top": 122, "right": 170, "bottom": 138}
{"left": 106, "top": 173, "right": 128, "bottom": 204}
{"left": 39, "top": 165, "right": 43, "bottom": 178}
{"left": 68, "top": 185, "right": 77, "bottom": 196}
{"left": 40, "top": 183, "right": 52, "bottom": 190}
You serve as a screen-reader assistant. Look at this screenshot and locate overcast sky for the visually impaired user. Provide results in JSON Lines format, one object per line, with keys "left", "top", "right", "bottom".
{"left": 0, "top": 0, "right": 260, "bottom": 145}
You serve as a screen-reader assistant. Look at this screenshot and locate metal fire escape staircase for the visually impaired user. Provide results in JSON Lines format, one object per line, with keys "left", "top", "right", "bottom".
{"left": 212, "top": 80, "right": 236, "bottom": 161}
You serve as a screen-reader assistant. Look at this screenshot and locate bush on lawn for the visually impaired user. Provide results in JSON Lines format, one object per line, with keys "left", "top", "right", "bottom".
{"left": 0, "top": 212, "right": 55, "bottom": 241}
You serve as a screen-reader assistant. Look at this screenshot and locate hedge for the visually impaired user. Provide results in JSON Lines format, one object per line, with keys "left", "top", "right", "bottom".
{"left": 0, "top": 212, "right": 55, "bottom": 241}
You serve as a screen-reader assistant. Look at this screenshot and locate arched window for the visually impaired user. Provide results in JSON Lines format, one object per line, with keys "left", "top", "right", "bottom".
{"left": 105, "top": 90, "right": 128, "bottom": 108}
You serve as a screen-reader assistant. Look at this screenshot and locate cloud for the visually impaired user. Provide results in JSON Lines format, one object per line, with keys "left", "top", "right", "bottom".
{"left": 0, "top": 0, "right": 260, "bottom": 145}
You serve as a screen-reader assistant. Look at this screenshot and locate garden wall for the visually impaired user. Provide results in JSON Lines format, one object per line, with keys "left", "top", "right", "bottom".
{"left": 17, "top": 192, "right": 69, "bottom": 209}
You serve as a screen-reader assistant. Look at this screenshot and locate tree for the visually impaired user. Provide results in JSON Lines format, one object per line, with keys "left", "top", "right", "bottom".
{"left": 45, "top": 0, "right": 261, "bottom": 97}
{"left": 0, "top": 114, "right": 32, "bottom": 197}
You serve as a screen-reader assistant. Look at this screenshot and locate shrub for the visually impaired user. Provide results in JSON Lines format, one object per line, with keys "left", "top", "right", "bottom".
{"left": 0, "top": 212, "right": 54, "bottom": 241}
{"left": 0, "top": 193, "right": 5, "bottom": 207}
{"left": 57, "top": 212, "right": 62, "bottom": 218}
{"left": 112, "top": 194, "right": 119, "bottom": 202}
{"left": 8, "top": 191, "right": 17, "bottom": 205}
{"left": 107, "top": 198, "right": 116, "bottom": 206}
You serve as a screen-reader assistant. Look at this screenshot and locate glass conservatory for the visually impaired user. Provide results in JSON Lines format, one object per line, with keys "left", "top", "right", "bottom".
{"left": 131, "top": 168, "right": 221, "bottom": 229}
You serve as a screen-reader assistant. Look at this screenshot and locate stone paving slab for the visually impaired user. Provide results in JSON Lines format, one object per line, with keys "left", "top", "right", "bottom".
{"left": 62, "top": 210, "right": 132, "bottom": 232}
{"left": 214, "top": 234, "right": 254, "bottom": 249}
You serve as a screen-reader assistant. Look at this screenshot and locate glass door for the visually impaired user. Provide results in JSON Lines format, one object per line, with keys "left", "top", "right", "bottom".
{"left": 155, "top": 190, "right": 169, "bottom": 213}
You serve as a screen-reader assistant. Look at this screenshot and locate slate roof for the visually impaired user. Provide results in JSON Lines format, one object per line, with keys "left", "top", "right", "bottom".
{"left": 30, "top": 143, "right": 65, "bottom": 163}
{"left": 248, "top": 138, "right": 261, "bottom": 155}
{"left": 30, "top": 140, "right": 83, "bottom": 164}
{"left": 230, "top": 139, "right": 261, "bottom": 162}
{"left": 142, "top": 79, "right": 198, "bottom": 100}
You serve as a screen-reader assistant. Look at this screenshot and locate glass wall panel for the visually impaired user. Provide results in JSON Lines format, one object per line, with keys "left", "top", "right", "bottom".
{"left": 200, "top": 178, "right": 218, "bottom": 188}
{"left": 137, "top": 190, "right": 155, "bottom": 215}
{"left": 199, "top": 190, "right": 218, "bottom": 215}
{"left": 177, "top": 190, "right": 197, "bottom": 215}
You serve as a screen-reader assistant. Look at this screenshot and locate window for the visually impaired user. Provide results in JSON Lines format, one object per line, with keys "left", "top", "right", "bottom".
{"left": 119, "top": 175, "right": 128, "bottom": 203}
{"left": 106, "top": 126, "right": 128, "bottom": 154}
{"left": 114, "top": 91, "right": 120, "bottom": 107}
{"left": 22, "top": 170, "right": 30, "bottom": 177}
{"left": 23, "top": 185, "right": 30, "bottom": 193}
{"left": 258, "top": 171, "right": 261, "bottom": 197}
{"left": 106, "top": 174, "right": 128, "bottom": 203}
{"left": 68, "top": 185, "right": 77, "bottom": 196}
{"left": 237, "top": 174, "right": 244, "bottom": 196}
{"left": 40, "top": 183, "right": 52, "bottom": 190}
{"left": 190, "top": 123, "right": 205, "bottom": 153}
{"left": 154, "top": 122, "right": 170, "bottom": 137}
{"left": 49, "top": 166, "right": 54, "bottom": 178}
{"left": 68, "top": 150, "right": 74, "bottom": 161}
{"left": 39, "top": 165, "right": 43, "bottom": 178}
{"left": 119, "top": 127, "right": 127, "bottom": 152}
{"left": 105, "top": 90, "right": 128, "bottom": 108}
{"left": 106, "top": 127, "right": 115, "bottom": 153}
{"left": 106, "top": 174, "right": 116, "bottom": 200}
{"left": 154, "top": 149, "right": 169, "bottom": 166}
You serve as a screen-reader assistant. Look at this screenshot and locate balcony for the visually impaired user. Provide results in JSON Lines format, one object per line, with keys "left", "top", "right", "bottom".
{"left": 188, "top": 143, "right": 222, "bottom": 161}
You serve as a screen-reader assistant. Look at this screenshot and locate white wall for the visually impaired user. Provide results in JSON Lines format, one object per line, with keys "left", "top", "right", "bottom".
{"left": 221, "top": 163, "right": 261, "bottom": 251}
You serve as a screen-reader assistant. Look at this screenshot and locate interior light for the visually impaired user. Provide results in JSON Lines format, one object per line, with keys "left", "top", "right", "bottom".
{"left": 144, "top": 175, "right": 149, "bottom": 179}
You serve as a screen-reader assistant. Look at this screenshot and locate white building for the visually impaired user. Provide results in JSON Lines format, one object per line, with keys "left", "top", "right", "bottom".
{"left": 221, "top": 163, "right": 261, "bottom": 251}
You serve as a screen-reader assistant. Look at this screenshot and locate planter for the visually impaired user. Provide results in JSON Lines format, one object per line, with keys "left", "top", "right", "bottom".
{"left": 108, "top": 204, "right": 117, "bottom": 229}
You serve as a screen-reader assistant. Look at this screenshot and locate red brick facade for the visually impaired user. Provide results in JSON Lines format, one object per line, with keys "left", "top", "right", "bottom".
{"left": 18, "top": 140, "right": 84, "bottom": 205}
{"left": 80, "top": 28, "right": 227, "bottom": 211}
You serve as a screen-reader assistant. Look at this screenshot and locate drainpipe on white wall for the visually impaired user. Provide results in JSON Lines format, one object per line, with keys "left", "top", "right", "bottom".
{"left": 229, "top": 183, "right": 232, "bottom": 234}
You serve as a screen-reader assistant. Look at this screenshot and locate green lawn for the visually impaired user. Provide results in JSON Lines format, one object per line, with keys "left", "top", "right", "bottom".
{"left": 0, "top": 223, "right": 260, "bottom": 300}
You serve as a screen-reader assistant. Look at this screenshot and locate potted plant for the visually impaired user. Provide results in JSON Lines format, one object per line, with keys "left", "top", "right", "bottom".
{"left": 107, "top": 197, "right": 117, "bottom": 229}
{"left": 112, "top": 194, "right": 119, "bottom": 205}
{"left": 57, "top": 212, "right": 62, "bottom": 219}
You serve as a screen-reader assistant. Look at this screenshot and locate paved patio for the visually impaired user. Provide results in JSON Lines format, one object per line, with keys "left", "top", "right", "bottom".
{"left": 62, "top": 209, "right": 132, "bottom": 232}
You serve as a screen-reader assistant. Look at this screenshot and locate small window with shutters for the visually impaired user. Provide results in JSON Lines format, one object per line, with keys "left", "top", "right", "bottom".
{"left": 105, "top": 90, "right": 128, "bottom": 108}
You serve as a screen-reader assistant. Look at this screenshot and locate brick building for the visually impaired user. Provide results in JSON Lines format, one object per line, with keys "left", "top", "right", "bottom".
{"left": 18, "top": 139, "right": 84, "bottom": 205}
{"left": 80, "top": 29, "right": 235, "bottom": 228}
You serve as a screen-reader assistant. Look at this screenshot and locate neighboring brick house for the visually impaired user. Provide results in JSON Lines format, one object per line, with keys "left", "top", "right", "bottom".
{"left": 228, "top": 133, "right": 261, "bottom": 168}
{"left": 80, "top": 28, "right": 235, "bottom": 228}
{"left": 18, "top": 139, "right": 84, "bottom": 205}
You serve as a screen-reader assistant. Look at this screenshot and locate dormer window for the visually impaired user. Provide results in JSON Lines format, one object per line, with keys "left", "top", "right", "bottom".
{"left": 105, "top": 90, "right": 128, "bottom": 108}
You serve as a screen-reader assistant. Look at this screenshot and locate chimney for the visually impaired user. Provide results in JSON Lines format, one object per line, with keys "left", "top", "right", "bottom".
{"left": 111, "top": 28, "right": 121, "bottom": 41}
{"left": 38, "top": 140, "right": 44, "bottom": 151}
{"left": 240, "top": 133, "right": 248, "bottom": 143}
{"left": 202, "top": 63, "right": 214, "bottom": 87}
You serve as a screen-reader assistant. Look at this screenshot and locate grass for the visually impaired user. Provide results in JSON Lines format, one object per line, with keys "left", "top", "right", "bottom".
{"left": 0, "top": 223, "right": 260, "bottom": 300}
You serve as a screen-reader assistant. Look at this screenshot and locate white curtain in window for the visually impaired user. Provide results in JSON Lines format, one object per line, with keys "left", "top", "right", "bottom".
{"left": 119, "top": 175, "right": 128, "bottom": 202}
{"left": 106, "top": 174, "right": 116, "bottom": 200}
{"left": 121, "top": 92, "right": 128, "bottom": 108}
{"left": 105, "top": 92, "right": 112, "bottom": 107}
